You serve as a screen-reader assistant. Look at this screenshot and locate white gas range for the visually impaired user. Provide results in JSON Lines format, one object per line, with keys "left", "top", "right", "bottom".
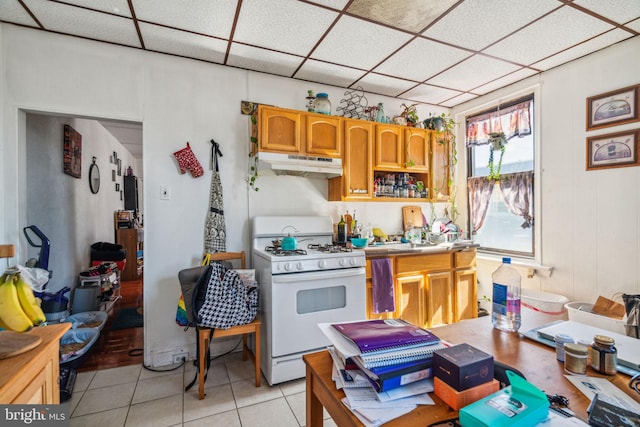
{"left": 252, "top": 216, "right": 366, "bottom": 385}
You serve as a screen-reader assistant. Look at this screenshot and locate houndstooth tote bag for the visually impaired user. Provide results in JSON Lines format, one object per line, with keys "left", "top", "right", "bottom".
{"left": 197, "top": 262, "right": 258, "bottom": 329}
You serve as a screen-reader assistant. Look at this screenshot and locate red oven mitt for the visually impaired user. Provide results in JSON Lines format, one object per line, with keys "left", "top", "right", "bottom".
{"left": 173, "top": 142, "right": 204, "bottom": 178}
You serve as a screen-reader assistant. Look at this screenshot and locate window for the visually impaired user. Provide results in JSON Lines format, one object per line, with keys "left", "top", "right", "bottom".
{"left": 466, "top": 95, "right": 534, "bottom": 256}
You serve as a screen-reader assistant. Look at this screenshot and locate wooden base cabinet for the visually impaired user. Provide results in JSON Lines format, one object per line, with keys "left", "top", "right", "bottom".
{"left": 365, "top": 250, "right": 476, "bottom": 328}
{"left": 0, "top": 323, "right": 70, "bottom": 404}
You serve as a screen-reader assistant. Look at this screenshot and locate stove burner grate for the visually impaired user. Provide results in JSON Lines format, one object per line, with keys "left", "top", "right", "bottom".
{"left": 307, "top": 243, "right": 353, "bottom": 253}
{"left": 264, "top": 246, "right": 308, "bottom": 256}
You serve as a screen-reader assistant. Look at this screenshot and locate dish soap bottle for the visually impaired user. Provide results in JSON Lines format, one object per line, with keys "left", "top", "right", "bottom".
{"left": 491, "top": 257, "right": 522, "bottom": 332}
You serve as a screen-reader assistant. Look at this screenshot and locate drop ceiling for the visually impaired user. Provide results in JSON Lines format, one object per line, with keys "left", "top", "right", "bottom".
{"left": 2, "top": 0, "right": 639, "bottom": 159}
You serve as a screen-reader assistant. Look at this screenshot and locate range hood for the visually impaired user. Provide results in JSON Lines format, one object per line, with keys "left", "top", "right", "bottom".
{"left": 257, "top": 151, "right": 342, "bottom": 178}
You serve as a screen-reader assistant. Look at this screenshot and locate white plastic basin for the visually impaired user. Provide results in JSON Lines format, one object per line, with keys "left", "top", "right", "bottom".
{"left": 521, "top": 289, "right": 570, "bottom": 315}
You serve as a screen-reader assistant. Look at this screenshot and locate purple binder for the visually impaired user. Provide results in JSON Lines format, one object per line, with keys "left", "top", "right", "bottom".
{"left": 332, "top": 319, "right": 440, "bottom": 354}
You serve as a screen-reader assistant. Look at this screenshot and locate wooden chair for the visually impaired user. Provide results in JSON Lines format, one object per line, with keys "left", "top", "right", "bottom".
{"left": 1, "top": 244, "right": 15, "bottom": 270}
{"left": 197, "top": 251, "right": 260, "bottom": 400}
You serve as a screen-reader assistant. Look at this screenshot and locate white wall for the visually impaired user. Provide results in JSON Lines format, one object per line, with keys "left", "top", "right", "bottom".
{"left": 0, "top": 24, "right": 448, "bottom": 366}
{"left": 452, "top": 37, "right": 640, "bottom": 308}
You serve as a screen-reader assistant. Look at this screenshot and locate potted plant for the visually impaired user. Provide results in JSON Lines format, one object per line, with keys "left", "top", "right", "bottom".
{"left": 487, "top": 132, "right": 507, "bottom": 180}
{"left": 400, "top": 103, "right": 419, "bottom": 126}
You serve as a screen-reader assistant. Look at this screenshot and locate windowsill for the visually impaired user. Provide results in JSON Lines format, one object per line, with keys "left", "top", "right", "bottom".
{"left": 477, "top": 251, "right": 553, "bottom": 278}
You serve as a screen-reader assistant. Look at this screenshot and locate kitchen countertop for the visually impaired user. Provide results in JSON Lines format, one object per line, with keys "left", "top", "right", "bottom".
{"left": 359, "top": 242, "right": 478, "bottom": 257}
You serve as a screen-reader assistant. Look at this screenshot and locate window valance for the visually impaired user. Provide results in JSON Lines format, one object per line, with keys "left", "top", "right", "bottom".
{"left": 466, "top": 99, "right": 532, "bottom": 146}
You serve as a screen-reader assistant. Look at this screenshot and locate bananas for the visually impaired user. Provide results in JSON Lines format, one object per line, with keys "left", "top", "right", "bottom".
{"left": 372, "top": 227, "right": 388, "bottom": 241}
{"left": 0, "top": 271, "right": 45, "bottom": 332}
{"left": 14, "top": 274, "right": 46, "bottom": 325}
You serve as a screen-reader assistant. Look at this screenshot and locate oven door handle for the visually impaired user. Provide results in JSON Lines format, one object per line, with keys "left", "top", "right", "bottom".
{"left": 272, "top": 267, "right": 365, "bottom": 283}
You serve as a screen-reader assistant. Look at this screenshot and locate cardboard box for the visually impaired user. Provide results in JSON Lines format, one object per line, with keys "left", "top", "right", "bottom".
{"left": 459, "top": 371, "right": 549, "bottom": 427}
{"left": 434, "top": 377, "right": 500, "bottom": 410}
{"left": 433, "top": 343, "right": 494, "bottom": 391}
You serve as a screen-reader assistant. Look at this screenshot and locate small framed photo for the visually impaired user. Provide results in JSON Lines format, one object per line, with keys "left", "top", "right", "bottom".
{"left": 120, "top": 190, "right": 123, "bottom": 201}
{"left": 586, "top": 85, "right": 639, "bottom": 131}
{"left": 112, "top": 170, "right": 116, "bottom": 181}
{"left": 586, "top": 130, "right": 639, "bottom": 171}
{"left": 117, "top": 159, "right": 122, "bottom": 176}
{"left": 115, "top": 183, "right": 120, "bottom": 191}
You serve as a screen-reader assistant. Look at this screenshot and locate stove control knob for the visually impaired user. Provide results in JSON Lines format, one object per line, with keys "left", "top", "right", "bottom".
{"left": 284, "top": 263, "right": 292, "bottom": 271}
{"left": 339, "top": 259, "right": 347, "bottom": 267}
{"left": 349, "top": 258, "right": 357, "bottom": 266}
{"left": 297, "top": 262, "right": 304, "bottom": 271}
{"left": 318, "top": 260, "right": 327, "bottom": 269}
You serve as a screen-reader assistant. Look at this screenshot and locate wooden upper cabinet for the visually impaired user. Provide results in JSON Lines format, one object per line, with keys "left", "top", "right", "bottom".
{"left": 329, "top": 118, "right": 373, "bottom": 200}
{"left": 431, "top": 131, "right": 451, "bottom": 201}
{"left": 374, "top": 124, "right": 403, "bottom": 169}
{"left": 404, "top": 128, "right": 430, "bottom": 171}
{"left": 259, "top": 105, "right": 303, "bottom": 154}
{"left": 306, "top": 114, "right": 342, "bottom": 157}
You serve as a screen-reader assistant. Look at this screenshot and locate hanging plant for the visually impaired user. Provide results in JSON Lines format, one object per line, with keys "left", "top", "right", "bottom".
{"left": 248, "top": 113, "right": 259, "bottom": 191}
{"left": 487, "top": 132, "right": 507, "bottom": 180}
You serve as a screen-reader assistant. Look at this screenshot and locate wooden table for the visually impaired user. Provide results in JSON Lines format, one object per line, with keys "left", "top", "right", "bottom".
{"left": 0, "top": 323, "right": 70, "bottom": 404}
{"left": 304, "top": 311, "right": 640, "bottom": 427}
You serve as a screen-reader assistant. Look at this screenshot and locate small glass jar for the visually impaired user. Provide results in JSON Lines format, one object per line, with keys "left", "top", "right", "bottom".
{"left": 590, "top": 335, "right": 617, "bottom": 375}
{"left": 564, "top": 343, "right": 588, "bottom": 375}
{"left": 314, "top": 93, "right": 331, "bottom": 115}
{"left": 555, "top": 334, "right": 574, "bottom": 362}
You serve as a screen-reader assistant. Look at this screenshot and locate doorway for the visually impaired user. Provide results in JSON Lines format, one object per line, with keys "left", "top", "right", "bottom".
{"left": 24, "top": 111, "right": 144, "bottom": 370}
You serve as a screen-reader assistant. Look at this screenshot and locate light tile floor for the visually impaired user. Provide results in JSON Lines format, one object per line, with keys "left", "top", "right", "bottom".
{"left": 68, "top": 354, "right": 337, "bottom": 427}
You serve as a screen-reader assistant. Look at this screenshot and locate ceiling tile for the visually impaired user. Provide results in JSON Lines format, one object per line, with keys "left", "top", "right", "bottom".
{"left": 233, "top": 0, "right": 338, "bottom": 56}
{"left": 22, "top": 0, "right": 140, "bottom": 47}
{"left": 423, "top": 0, "right": 559, "bottom": 51}
{"left": 483, "top": 6, "right": 614, "bottom": 65}
{"left": 471, "top": 68, "right": 537, "bottom": 95}
{"left": 311, "top": 15, "right": 413, "bottom": 69}
{"left": 228, "top": 44, "right": 304, "bottom": 77}
{"left": 306, "top": 0, "right": 350, "bottom": 11}
{"left": 132, "top": 0, "right": 236, "bottom": 39}
{"left": 402, "top": 84, "right": 462, "bottom": 105}
{"left": 356, "top": 73, "right": 416, "bottom": 97}
{"left": 347, "top": 0, "right": 458, "bottom": 33}
{"left": 626, "top": 18, "right": 640, "bottom": 32}
{"left": 56, "top": 0, "right": 132, "bottom": 17}
{"left": 139, "top": 23, "right": 227, "bottom": 64}
{"left": 427, "top": 55, "right": 520, "bottom": 92}
{"left": 295, "top": 59, "right": 367, "bottom": 89}
{"left": 572, "top": 0, "right": 640, "bottom": 24}
{"left": 440, "top": 92, "right": 479, "bottom": 108}
{"left": 375, "top": 37, "right": 472, "bottom": 82}
{"left": 531, "top": 29, "right": 633, "bottom": 71}
{"left": 0, "top": 0, "right": 38, "bottom": 26}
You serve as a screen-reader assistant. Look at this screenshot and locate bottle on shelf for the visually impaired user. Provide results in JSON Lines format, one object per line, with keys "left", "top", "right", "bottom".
{"left": 337, "top": 215, "right": 347, "bottom": 244}
{"left": 314, "top": 93, "right": 331, "bottom": 115}
{"left": 376, "top": 103, "right": 385, "bottom": 122}
{"left": 491, "top": 257, "right": 522, "bottom": 332}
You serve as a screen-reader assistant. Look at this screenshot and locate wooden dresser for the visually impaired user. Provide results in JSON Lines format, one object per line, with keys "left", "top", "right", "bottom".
{"left": 0, "top": 323, "right": 70, "bottom": 404}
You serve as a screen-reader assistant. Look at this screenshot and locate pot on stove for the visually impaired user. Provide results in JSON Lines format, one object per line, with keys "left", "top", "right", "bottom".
{"left": 281, "top": 234, "right": 297, "bottom": 251}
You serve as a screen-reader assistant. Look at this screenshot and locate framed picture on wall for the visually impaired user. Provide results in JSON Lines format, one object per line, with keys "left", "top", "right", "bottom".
{"left": 586, "top": 130, "right": 639, "bottom": 170}
{"left": 586, "top": 85, "right": 639, "bottom": 131}
{"left": 63, "top": 125, "right": 82, "bottom": 178}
